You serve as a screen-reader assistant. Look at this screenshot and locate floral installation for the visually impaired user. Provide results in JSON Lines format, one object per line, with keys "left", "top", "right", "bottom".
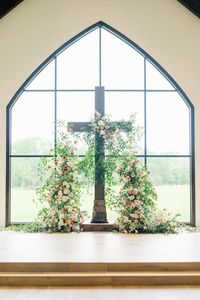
{"left": 36, "top": 132, "right": 83, "bottom": 232}
{"left": 90, "top": 111, "right": 132, "bottom": 139}
{"left": 32, "top": 113, "right": 179, "bottom": 234}
{"left": 115, "top": 155, "right": 179, "bottom": 233}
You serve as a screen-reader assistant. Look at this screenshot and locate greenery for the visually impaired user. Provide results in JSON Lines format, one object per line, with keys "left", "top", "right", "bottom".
{"left": 6, "top": 223, "right": 45, "bottom": 233}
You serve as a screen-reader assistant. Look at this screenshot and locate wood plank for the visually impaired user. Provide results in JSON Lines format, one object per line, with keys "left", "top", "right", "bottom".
{"left": 2, "top": 271, "right": 200, "bottom": 286}
{"left": 1, "top": 262, "right": 200, "bottom": 272}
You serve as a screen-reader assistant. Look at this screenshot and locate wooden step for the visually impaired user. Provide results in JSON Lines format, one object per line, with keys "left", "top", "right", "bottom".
{"left": 1, "top": 262, "right": 200, "bottom": 272}
{"left": 1, "top": 271, "right": 200, "bottom": 286}
{"left": 1, "top": 262, "right": 200, "bottom": 286}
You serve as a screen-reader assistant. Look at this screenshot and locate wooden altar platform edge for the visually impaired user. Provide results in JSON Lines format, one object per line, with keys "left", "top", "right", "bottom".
{"left": 1, "top": 262, "right": 200, "bottom": 286}
{"left": 1, "top": 231, "right": 200, "bottom": 286}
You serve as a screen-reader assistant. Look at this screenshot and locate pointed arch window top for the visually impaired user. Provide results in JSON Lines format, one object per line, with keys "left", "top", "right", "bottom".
{"left": 24, "top": 22, "right": 178, "bottom": 93}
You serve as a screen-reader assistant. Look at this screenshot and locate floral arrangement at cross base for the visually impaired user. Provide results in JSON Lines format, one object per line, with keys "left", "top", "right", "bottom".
{"left": 36, "top": 136, "right": 83, "bottom": 232}
{"left": 115, "top": 156, "right": 179, "bottom": 234}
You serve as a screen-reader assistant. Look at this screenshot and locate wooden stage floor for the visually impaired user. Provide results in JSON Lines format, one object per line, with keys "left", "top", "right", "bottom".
{"left": 0, "top": 231, "right": 200, "bottom": 262}
{"left": 1, "top": 231, "right": 200, "bottom": 299}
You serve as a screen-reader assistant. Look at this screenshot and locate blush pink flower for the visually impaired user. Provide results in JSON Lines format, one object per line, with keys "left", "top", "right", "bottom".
{"left": 132, "top": 188, "right": 138, "bottom": 195}
{"left": 124, "top": 217, "right": 129, "bottom": 223}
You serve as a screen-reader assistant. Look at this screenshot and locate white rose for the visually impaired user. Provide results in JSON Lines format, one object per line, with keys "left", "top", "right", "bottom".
{"left": 63, "top": 188, "right": 69, "bottom": 195}
{"left": 58, "top": 220, "right": 64, "bottom": 227}
{"left": 67, "top": 161, "right": 73, "bottom": 167}
{"left": 98, "top": 120, "right": 105, "bottom": 126}
{"left": 132, "top": 213, "right": 138, "bottom": 219}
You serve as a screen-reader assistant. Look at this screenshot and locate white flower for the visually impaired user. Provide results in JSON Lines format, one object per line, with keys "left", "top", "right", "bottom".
{"left": 131, "top": 213, "right": 138, "bottom": 219}
{"left": 62, "top": 196, "right": 68, "bottom": 202}
{"left": 58, "top": 220, "right": 64, "bottom": 227}
{"left": 59, "top": 213, "right": 64, "bottom": 219}
{"left": 100, "top": 130, "right": 105, "bottom": 135}
{"left": 67, "top": 161, "right": 73, "bottom": 167}
{"left": 63, "top": 188, "right": 69, "bottom": 195}
{"left": 98, "top": 120, "right": 105, "bottom": 126}
{"left": 103, "top": 116, "right": 109, "bottom": 121}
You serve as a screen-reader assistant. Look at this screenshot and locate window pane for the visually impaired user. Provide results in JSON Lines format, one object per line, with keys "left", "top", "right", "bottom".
{"left": 11, "top": 157, "right": 41, "bottom": 222}
{"left": 57, "top": 29, "right": 99, "bottom": 89}
{"left": 147, "top": 157, "right": 190, "bottom": 222}
{"left": 101, "top": 29, "right": 144, "bottom": 89}
{"left": 57, "top": 92, "right": 94, "bottom": 122}
{"left": 146, "top": 61, "right": 174, "bottom": 90}
{"left": 105, "top": 92, "right": 144, "bottom": 154}
{"left": 57, "top": 92, "right": 94, "bottom": 155}
{"left": 11, "top": 92, "right": 54, "bottom": 155}
{"left": 147, "top": 92, "right": 190, "bottom": 155}
{"left": 26, "top": 60, "right": 55, "bottom": 90}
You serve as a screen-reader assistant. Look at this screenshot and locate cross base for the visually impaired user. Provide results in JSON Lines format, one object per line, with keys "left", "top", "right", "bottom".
{"left": 81, "top": 223, "right": 113, "bottom": 232}
{"left": 91, "top": 200, "right": 108, "bottom": 223}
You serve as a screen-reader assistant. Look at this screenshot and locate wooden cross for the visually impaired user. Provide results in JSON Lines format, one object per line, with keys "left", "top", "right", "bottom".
{"left": 69, "top": 86, "right": 131, "bottom": 223}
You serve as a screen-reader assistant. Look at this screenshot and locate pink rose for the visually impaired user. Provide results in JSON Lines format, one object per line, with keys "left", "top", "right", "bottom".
{"left": 124, "top": 217, "right": 129, "bottom": 223}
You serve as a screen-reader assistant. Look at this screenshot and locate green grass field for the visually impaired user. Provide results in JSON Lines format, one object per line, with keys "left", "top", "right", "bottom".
{"left": 11, "top": 185, "right": 190, "bottom": 223}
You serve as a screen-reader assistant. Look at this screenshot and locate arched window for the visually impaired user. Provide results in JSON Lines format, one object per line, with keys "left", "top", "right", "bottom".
{"left": 6, "top": 22, "right": 195, "bottom": 225}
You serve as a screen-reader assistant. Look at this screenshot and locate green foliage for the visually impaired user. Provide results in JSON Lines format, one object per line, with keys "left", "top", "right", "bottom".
{"left": 7, "top": 223, "right": 45, "bottom": 233}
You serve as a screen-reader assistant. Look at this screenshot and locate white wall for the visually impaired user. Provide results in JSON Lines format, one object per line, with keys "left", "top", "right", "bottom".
{"left": 0, "top": 0, "right": 200, "bottom": 226}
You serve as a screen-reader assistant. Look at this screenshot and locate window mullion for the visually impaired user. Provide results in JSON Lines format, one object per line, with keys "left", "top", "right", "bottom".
{"left": 144, "top": 58, "right": 147, "bottom": 166}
